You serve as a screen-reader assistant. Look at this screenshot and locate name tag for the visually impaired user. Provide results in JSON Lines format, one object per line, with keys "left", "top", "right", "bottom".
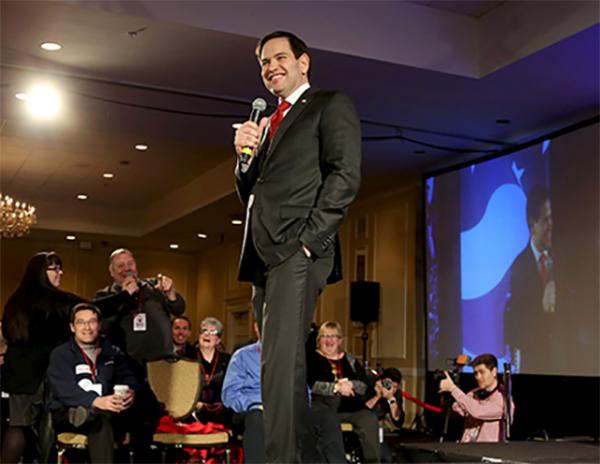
{"left": 76, "top": 364, "right": 91, "bottom": 375}
{"left": 78, "top": 378, "right": 103, "bottom": 396}
{"left": 133, "top": 313, "right": 147, "bottom": 331}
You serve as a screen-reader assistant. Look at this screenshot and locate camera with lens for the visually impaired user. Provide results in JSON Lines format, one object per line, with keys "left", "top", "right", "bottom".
{"left": 382, "top": 379, "right": 393, "bottom": 390}
{"left": 434, "top": 354, "right": 470, "bottom": 388}
{"left": 144, "top": 276, "right": 159, "bottom": 287}
{"left": 433, "top": 367, "right": 461, "bottom": 385}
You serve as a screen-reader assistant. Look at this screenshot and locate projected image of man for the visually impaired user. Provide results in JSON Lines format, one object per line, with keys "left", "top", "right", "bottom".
{"left": 506, "top": 185, "right": 557, "bottom": 372}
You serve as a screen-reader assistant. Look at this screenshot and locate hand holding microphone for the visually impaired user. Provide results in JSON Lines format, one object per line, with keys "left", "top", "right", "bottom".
{"left": 234, "top": 98, "right": 268, "bottom": 166}
{"left": 122, "top": 273, "right": 140, "bottom": 296}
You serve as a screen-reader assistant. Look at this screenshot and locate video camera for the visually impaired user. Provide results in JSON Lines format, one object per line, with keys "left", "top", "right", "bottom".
{"left": 433, "top": 354, "right": 471, "bottom": 386}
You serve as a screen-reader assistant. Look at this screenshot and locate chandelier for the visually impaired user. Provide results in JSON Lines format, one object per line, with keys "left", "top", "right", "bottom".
{"left": 0, "top": 194, "right": 37, "bottom": 238}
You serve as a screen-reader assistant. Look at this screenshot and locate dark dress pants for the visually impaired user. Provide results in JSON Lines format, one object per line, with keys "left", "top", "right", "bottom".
{"left": 253, "top": 249, "right": 333, "bottom": 463}
{"left": 52, "top": 408, "right": 114, "bottom": 464}
{"left": 338, "top": 409, "right": 381, "bottom": 463}
{"left": 311, "top": 400, "right": 381, "bottom": 464}
{"left": 239, "top": 409, "right": 266, "bottom": 464}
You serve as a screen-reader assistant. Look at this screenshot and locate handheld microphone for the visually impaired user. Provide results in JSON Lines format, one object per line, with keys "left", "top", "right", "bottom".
{"left": 240, "top": 97, "right": 267, "bottom": 165}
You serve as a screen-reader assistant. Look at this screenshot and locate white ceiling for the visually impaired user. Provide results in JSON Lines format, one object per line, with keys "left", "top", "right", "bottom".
{"left": 0, "top": 0, "right": 598, "bottom": 252}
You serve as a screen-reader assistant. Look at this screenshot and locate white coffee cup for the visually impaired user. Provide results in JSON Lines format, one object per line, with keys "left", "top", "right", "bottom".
{"left": 113, "top": 384, "right": 130, "bottom": 397}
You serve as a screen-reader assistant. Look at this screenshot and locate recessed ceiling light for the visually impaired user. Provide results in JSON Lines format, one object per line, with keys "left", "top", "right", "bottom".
{"left": 135, "top": 144, "right": 148, "bottom": 151}
{"left": 231, "top": 219, "right": 243, "bottom": 225}
{"left": 41, "top": 42, "right": 62, "bottom": 51}
{"left": 169, "top": 243, "right": 179, "bottom": 249}
{"left": 197, "top": 233, "right": 208, "bottom": 239}
{"left": 102, "top": 172, "right": 115, "bottom": 179}
{"left": 66, "top": 235, "right": 76, "bottom": 241}
{"left": 22, "top": 84, "right": 61, "bottom": 119}
{"left": 76, "top": 194, "right": 88, "bottom": 200}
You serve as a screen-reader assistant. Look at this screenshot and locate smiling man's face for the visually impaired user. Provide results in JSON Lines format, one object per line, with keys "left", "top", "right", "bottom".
{"left": 259, "top": 37, "right": 309, "bottom": 99}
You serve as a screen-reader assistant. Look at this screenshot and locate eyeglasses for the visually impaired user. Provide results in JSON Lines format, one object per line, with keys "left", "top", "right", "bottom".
{"left": 74, "top": 319, "right": 99, "bottom": 328}
{"left": 200, "top": 329, "right": 220, "bottom": 336}
{"left": 320, "top": 334, "right": 341, "bottom": 340}
{"left": 47, "top": 266, "right": 63, "bottom": 273}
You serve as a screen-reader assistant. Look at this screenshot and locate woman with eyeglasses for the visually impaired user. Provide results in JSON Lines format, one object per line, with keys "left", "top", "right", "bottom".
{"left": 1, "top": 252, "right": 85, "bottom": 463}
{"left": 307, "top": 320, "right": 380, "bottom": 463}
{"left": 193, "top": 316, "right": 232, "bottom": 425}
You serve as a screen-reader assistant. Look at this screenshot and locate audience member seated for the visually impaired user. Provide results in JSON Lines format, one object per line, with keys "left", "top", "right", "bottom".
{"left": 365, "top": 367, "right": 405, "bottom": 462}
{"left": 171, "top": 316, "right": 195, "bottom": 358}
{"left": 439, "top": 353, "right": 514, "bottom": 442}
{"left": 307, "top": 321, "right": 380, "bottom": 463}
{"left": 193, "top": 317, "right": 231, "bottom": 425}
{"left": 47, "top": 303, "right": 138, "bottom": 463}
{"left": 222, "top": 322, "right": 265, "bottom": 463}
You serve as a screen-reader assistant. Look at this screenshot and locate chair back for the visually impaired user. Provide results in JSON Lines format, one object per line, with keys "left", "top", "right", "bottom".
{"left": 147, "top": 358, "right": 201, "bottom": 420}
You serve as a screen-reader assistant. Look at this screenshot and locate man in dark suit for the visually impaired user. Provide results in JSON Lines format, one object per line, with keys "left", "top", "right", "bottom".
{"left": 171, "top": 316, "right": 196, "bottom": 358}
{"left": 506, "top": 185, "right": 557, "bottom": 373}
{"left": 233, "top": 31, "right": 361, "bottom": 463}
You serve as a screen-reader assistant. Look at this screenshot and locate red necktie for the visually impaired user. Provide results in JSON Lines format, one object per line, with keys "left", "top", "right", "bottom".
{"left": 269, "top": 100, "right": 291, "bottom": 142}
{"left": 539, "top": 254, "right": 547, "bottom": 286}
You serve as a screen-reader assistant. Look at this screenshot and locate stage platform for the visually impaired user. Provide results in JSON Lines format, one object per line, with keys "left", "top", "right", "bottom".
{"left": 394, "top": 440, "right": 599, "bottom": 463}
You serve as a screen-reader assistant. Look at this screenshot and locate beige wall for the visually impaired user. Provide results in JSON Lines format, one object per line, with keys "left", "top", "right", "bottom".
{"left": 0, "top": 183, "right": 425, "bottom": 425}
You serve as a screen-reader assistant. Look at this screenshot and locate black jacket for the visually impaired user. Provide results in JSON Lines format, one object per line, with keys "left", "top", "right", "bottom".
{"left": 47, "top": 337, "right": 138, "bottom": 410}
{"left": 94, "top": 283, "right": 185, "bottom": 364}
{"left": 235, "top": 88, "right": 361, "bottom": 284}
{"left": 1, "top": 292, "right": 84, "bottom": 394}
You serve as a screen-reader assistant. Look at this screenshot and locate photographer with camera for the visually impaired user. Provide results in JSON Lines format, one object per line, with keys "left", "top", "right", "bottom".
{"left": 438, "top": 353, "right": 514, "bottom": 443}
{"left": 365, "top": 368, "right": 405, "bottom": 427}
{"left": 365, "top": 368, "right": 405, "bottom": 462}
{"left": 95, "top": 248, "right": 185, "bottom": 461}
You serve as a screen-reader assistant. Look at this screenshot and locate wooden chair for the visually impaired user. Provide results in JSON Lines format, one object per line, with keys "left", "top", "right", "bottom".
{"left": 147, "top": 358, "right": 231, "bottom": 464}
{"left": 56, "top": 432, "right": 132, "bottom": 464}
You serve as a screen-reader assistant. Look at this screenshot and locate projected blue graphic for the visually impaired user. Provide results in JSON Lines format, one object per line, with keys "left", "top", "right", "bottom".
{"left": 457, "top": 144, "right": 550, "bottom": 361}
{"left": 427, "top": 122, "right": 600, "bottom": 376}
{"left": 460, "top": 184, "right": 529, "bottom": 300}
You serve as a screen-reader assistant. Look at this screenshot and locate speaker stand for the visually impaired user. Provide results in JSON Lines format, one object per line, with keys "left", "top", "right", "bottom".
{"left": 361, "top": 322, "right": 370, "bottom": 369}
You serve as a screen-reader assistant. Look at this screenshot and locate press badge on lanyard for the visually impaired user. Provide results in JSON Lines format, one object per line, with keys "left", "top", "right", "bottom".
{"left": 133, "top": 312, "right": 147, "bottom": 331}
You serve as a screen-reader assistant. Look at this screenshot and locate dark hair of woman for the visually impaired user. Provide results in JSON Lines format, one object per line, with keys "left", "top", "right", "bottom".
{"left": 2, "top": 252, "right": 75, "bottom": 343}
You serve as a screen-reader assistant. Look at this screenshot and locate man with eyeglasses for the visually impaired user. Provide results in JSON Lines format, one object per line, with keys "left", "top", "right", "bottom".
{"left": 47, "top": 303, "right": 138, "bottom": 463}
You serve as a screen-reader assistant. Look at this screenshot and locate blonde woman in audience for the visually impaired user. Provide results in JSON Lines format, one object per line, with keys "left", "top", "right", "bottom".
{"left": 307, "top": 321, "right": 380, "bottom": 463}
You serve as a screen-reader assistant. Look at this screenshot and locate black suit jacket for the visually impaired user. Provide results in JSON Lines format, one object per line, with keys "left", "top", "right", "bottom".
{"left": 506, "top": 246, "right": 557, "bottom": 372}
{"left": 235, "top": 88, "right": 361, "bottom": 284}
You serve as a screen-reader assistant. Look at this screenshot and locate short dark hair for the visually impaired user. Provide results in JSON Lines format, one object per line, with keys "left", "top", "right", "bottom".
{"left": 381, "top": 367, "right": 402, "bottom": 384}
{"left": 471, "top": 353, "right": 498, "bottom": 371}
{"left": 172, "top": 315, "right": 191, "bottom": 330}
{"left": 256, "top": 30, "right": 311, "bottom": 61}
{"left": 526, "top": 185, "right": 550, "bottom": 227}
{"left": 71, "top": 303, "right": 102, "bottom": 323}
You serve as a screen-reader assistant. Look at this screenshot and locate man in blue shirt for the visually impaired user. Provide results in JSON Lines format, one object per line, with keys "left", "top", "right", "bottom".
{"left": 222, "top": 323, "right": 265, "bottom": 463}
